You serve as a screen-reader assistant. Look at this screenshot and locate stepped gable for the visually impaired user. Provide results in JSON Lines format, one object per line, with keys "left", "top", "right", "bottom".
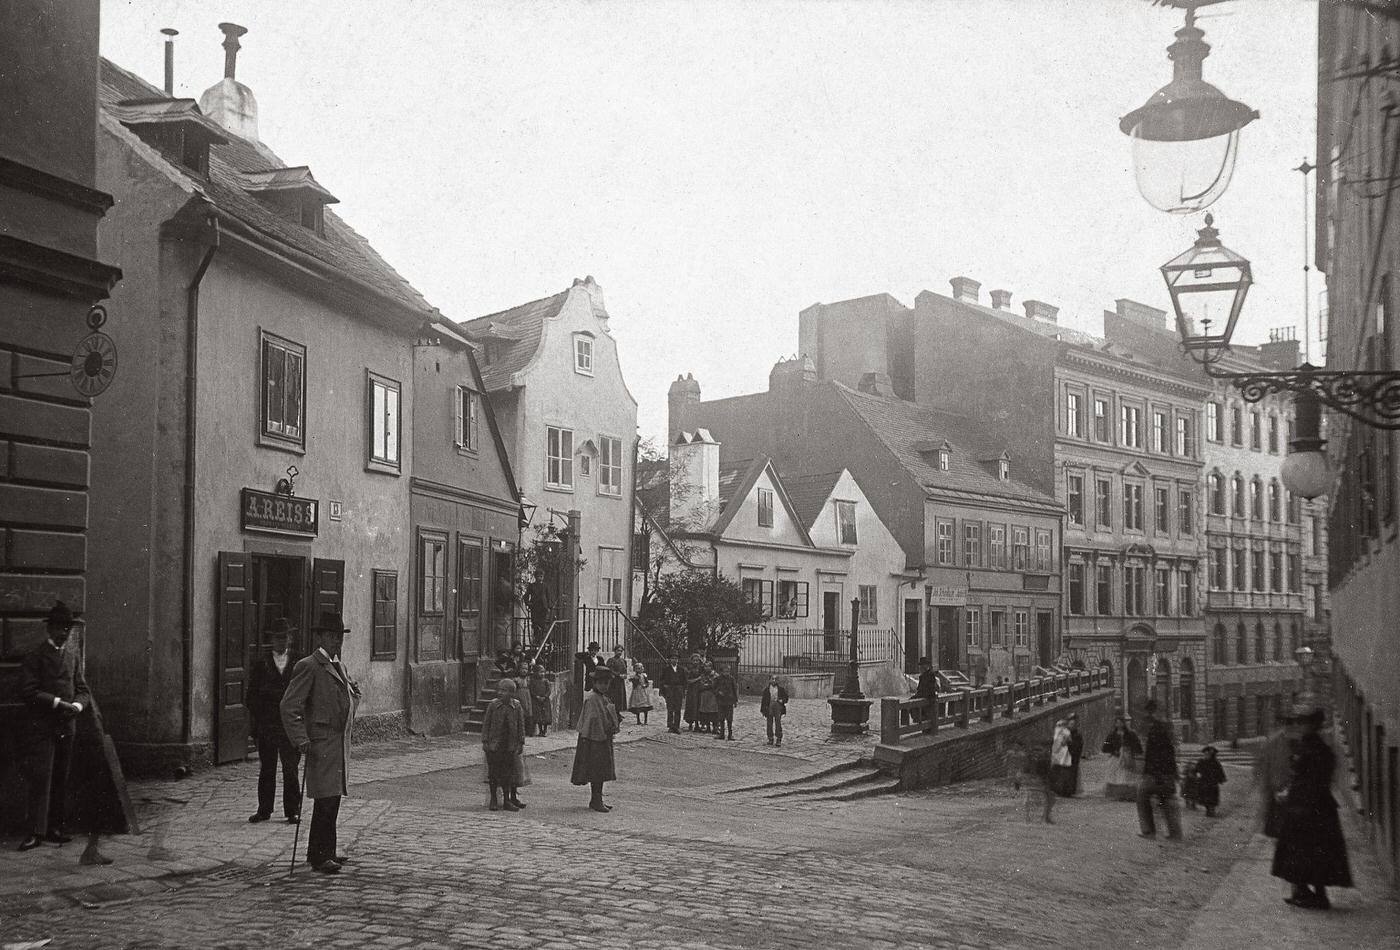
{"left": 455, "top": 290, "right": 570, "bottom": 391}
{"left": 833, "top": 382, "right": 1060, "bottom": 511}
{"left": 98, "top": 59, "right": 433, "bottom": 321}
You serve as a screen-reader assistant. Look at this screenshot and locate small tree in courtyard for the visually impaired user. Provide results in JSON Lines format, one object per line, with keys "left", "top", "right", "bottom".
{"left": 638, "top": 571, "right": 766, "bottom": 656}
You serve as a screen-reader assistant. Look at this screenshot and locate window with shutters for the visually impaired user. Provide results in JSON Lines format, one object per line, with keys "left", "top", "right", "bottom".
{"left": 777, "top": 580, "right": 809, "bottom": 619}
{"left": 741, "top": 578, "right": 773, "bottom": 618}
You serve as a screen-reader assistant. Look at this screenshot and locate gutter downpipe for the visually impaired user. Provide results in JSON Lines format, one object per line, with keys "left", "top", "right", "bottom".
{"left": 182, "top": 215, "right": 219, "bottom": 747}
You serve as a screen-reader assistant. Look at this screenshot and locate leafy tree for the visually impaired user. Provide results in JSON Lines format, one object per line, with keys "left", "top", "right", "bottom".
{"left": 638, "top": 571, "right": 766, "bottom": 656}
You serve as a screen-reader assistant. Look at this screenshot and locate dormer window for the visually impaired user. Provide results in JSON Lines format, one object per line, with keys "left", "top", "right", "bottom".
{"left": 937, "top": 441, "right": 952, "bottom": 472}
{"left": 240, "top": 166, "right": 338, "bottom": 238}
{"left": 998, "top": 459, "right": 1009, "bottom": 481}
{"left": 110, "top": 98, "right": 227, "bottom": 178}
{"left": 574, "top": 333, "right": 595, "bottom": 376}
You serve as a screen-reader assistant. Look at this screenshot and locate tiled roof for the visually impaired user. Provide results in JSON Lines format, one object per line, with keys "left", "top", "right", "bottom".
{"left": 833, "top": 383, "right": 1060, "bottom": 511}
{"left": 779, "top": 470, "right": 843, "bottom": 529}
{"left": 454, "top": 290, "right": 570, "bottom": 391}
{"left": 717, "top": 460, "right": 753, "bottom": 514}
{"left": 99, "top": 59, "right": 433, "bottom": 320}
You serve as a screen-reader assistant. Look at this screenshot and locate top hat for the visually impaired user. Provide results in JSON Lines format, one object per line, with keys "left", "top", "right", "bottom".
{"left": 310, "top": 611, "right": 350, "bottom": 634}
{"left": 1290, "top": 704, "right": 1325, "bottom": 726}
{"left": 265, "top": 617, "right": 295, "bottom": 638}
{"left": 45, "top": 600, "right": 84, "bottom": 628}
{"left": 1201, "top": 745, "right": 1219, "bottom": 755}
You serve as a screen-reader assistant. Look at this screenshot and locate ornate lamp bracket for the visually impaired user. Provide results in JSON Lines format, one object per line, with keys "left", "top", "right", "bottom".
{"left": 1210, "top": 363, "right": 1400, "bottom": 430}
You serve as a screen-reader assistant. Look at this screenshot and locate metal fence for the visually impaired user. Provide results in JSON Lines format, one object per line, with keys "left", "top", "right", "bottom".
{"left": 737, "top": 625, "right": 900, "bottom": 674}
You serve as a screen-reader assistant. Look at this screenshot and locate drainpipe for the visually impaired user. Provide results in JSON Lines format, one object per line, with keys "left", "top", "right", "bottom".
{"left": 181, "top": 215, "right": 219, "bottom": 747}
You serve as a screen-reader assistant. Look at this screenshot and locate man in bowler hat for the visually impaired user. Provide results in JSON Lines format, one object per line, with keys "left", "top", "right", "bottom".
{"left": 281, "top": 612, "right": 360, "bottom": 873}
{"left": 17, "top": 601, "right": 91, "bottom": 851}
{"left": 246, "top": 617, "right": 302, "bottom": 824}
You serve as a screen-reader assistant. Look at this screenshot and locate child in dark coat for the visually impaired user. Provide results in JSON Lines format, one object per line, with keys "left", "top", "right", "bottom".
{"left": 1190, "top": 745, "right": 1228, "bottom": 817}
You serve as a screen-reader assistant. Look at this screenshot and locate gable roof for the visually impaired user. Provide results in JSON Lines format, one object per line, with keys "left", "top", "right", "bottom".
{"left": 454, "top": 290, "right": 570, "bottom": 391}
{"left": 780, "top": 470, "right": 845, "bottom": 529}
{"left": 99, "top": 59, "right": 434, "bottom": 323}
{"left": 832, "top": 382, "right": 1061, "bottom": 513}
{"left": 707, "top": 455, "right": 816, "bottom": 547}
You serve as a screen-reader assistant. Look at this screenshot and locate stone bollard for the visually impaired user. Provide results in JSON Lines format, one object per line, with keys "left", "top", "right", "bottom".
{"left": 881, "top": 697, "right": 901, "bottom": 745}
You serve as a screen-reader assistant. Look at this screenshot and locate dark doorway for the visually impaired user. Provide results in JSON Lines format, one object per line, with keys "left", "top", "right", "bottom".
{"left": 1036, "top": 611, "right": 1054, "bottom": 667}
{"left": 937, "top": 607, "right": 959, "bottom": 671}
{"left": 1127, "top": 657, "right": 1147, "bottom": 719}
{"left": 822, "top": 591, "right": 840, "bottom": 652}
{"left": 903, "top": 599, "right": 921, "bottom": 673}
{"left": 490, "top": 540, "right": 515, "bottom": 655}
{"left": 253, "top": 554, "right": 306, "bottom": 654}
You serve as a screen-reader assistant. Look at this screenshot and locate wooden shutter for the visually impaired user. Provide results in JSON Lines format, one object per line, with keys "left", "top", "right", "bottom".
{"left": 215, "top": 552, "right": 253, "bottom": 765}
{"left": 311, "top": 558, "right": 345, "bottom": 630}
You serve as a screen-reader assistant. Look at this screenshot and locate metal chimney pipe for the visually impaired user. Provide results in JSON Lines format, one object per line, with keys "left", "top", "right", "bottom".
{"left": 161, "top": 28, "right": 178, "bottom": 95}
{"left": 217, "top": 22, "right": 248, "bottom": 80}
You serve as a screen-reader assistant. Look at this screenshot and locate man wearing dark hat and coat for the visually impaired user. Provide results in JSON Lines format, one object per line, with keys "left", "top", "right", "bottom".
{"left": 281, "top": 612, "right": 360, "bottom": 874}
{"left": 17, "top": 601, "right": 92, "bottom": 852}
{"left": 246, "top": 617, "right": 302, "bottom": 824}
{"left": 1271, "top": 707, "right": 1353, "bottom": 909}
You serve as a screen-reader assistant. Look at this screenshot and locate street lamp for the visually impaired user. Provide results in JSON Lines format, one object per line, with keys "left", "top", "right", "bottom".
{"left": 1160, "top": 213, "right": 1251, "bottom": 364}
{"left": 1294, "top": 644, "right": 1315, "bottom": 705}
{"left": 1120, "top": 0, "right": 1258, "bottom": 214}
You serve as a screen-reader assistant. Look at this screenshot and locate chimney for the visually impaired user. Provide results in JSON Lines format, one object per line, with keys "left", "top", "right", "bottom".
{"left": 857, "top": 372, "right": 895, "bottom": 397}
{"left": 1260, "top": 327, "right": 1301, "bottom": 370}
{"left": 667, "top": 373, "right": 701, "bottom": 442}
{"left": 1024, "top": 299, "right": 1059, "bottom": 324}
{"left": 1114, "top": 298, "right": 1170, "bottom": 332}
{"left": 989, "top": 289, "right": 1012, "bottom": 311}
{"left": 949, "top": 276, "right": 981, "bottom": 304}
{"left": 670, "top": 429, "right": 721, "bottom": 528}
{"left": 198, "top": 23, "right": 259, "bottom": 141}
{"left": 161, "top": 28, "right": 178, "bottom": 96}
{"left": 768, "top": 355, "right": 816, "bottom": 399}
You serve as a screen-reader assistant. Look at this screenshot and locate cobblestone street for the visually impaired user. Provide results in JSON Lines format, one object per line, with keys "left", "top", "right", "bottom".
{"left": 2, "top": 709, "right": 1396, "bottom": 949}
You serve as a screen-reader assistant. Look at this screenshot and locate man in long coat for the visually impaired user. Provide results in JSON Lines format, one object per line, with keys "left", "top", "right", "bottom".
{"left": 657, "top": 653, "right": 687, "bottom": 734}
{"left": 17, "top": 601, "right": 91, "bottom": 851}
{"left": 246, "top": 618, "right": 301, "bottom": 824}
{"left": 282, "top": 612, "right": 360, "bottom": 874}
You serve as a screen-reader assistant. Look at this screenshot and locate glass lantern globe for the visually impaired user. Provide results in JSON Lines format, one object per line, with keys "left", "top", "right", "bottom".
{"left": 1121, "top": 21, "right": 1258, "bottom": 214}
{"left": 1160, "top": 213, "right": 1252, "bottom": 364}
{"left": 1281, "top": 450, "right": 1332, "bottom": 500}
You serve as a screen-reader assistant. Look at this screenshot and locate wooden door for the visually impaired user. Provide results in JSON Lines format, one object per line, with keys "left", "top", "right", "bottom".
{"left": 1036, "top": 611, "right": 1054, "bottom": 667}
{"left": 822, "top": 591, "right": 840, "bottom": 652}
{"left": 215, "top": 552, "right": 253, "bottom": 764}
{"left": 937, "top": 607, "right": 959, "bottom": 671}
{"left": 902, "top": 600, "right": 921, "bottom": 673}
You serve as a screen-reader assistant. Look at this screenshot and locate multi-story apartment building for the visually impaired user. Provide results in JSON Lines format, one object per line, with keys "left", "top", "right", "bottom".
{"left": 671, "top": 357, "right": 1064, "bottom": 682}
{"left": 1198, "top": 338, "right": 1310, "bottom": 742}
{"left": 800, "top": 285, "right": 1210, "bottom": 730}
{"left": 1316, "top": 0, "right": 1400, "bottom": 887}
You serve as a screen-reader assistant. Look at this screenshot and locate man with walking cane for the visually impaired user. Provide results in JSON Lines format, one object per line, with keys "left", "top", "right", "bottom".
{"left": 281, "top": 612, "right": 360, "bottom": 874}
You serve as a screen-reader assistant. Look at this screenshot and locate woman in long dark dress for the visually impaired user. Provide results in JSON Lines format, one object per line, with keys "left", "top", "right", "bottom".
{"left": 571, "top": 667, "right": 620, "bottom": 812}
{"left": 1271, "top": 708, "right": 1353, "bottom": 910}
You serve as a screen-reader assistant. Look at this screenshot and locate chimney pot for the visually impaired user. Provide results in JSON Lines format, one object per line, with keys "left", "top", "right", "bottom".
{"left": 949, "top": 276, "right": 981, "bottom": 304}
{"left": 161, "top": 28, "right": 178, "bottom": 96}
{"left": 1024, "top": 299, "right": 1059, "bottom": 324}
{"left": 990, "top": 289, "right": 1012, "bottom": 310}
{"left": 218, "top": 22, "right": 247, "bottom": 80}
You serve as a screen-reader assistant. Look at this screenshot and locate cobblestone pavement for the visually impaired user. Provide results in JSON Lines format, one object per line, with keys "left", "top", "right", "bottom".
{"left": 1, "top": 715, "right": 1396, "bottom": 950}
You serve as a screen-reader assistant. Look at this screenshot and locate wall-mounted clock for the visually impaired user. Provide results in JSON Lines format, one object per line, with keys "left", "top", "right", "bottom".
{"left": 70, "top": 331, "right": 118, "bottom": 397}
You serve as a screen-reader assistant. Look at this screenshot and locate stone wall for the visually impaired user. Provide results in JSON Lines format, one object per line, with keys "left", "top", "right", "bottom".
{"left": 872, "top": 691, "right": 1116, "bottom": 790}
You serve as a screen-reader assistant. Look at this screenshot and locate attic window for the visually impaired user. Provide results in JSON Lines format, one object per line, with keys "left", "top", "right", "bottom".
{"left": 574, "top": 333, "right": 595, "bottom": 376}
{"left": 300, "top": 203, "right": 324, "bottom": 236}
{"left": 938, "top": 449, "right": 950, "bottom": 472}
{"left": 998, "top": 459, "right": 1010, "bottom": 481}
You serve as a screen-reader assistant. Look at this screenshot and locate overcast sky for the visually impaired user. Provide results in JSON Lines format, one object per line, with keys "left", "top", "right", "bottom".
{"left": 99, "top": 0, "right": 1319, "bottom": 443}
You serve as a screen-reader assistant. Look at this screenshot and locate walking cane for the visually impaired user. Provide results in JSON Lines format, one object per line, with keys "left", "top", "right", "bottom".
{"left": 288, "top": 756, "right": 307, "bottom": 875}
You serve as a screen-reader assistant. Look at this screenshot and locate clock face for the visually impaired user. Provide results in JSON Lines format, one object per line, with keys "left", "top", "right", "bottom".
{"left": 70, "top": 332, "right": 117, "bottom": 397}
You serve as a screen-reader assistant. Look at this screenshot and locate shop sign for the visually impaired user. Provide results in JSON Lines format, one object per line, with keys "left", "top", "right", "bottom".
{"left": 926, "top": 585, "right": 967, "bottom": 606}
{"left": 241, "top": 488, "right": 318, "bottom": 537}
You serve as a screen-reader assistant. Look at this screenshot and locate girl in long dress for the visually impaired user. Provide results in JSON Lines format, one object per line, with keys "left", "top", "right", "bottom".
{"left": 1101, "top": 716, "right": 1142, "bottom": 801}
{"left": 571, "top": 668, "right": 620, "bottom": 812}
{"left": 627, "top": 663, "right": 653, "bottom": 725}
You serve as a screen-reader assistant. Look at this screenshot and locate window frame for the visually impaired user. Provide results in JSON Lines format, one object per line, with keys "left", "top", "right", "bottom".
{"left": 598, "top": 434, "right": 624, "bottom": 497}
{"left": 1014, "top": 610, "right": 1029, "bottom": 648}
{"left": 546, "top": 425, "right": 575, "bottom": 491}
{"left": 858, "top": 584, "right": 878, "bottom": 624}
{"left": 371, "top": 569, "right": 398, "bottom": 660}
{"left": 1067, "top": 562, "right": 1085, "bottom": 615}
{"left": 1121, "top": 403, "right": 1142, "bottom": 449}
{"left": 1095, "top": 478, "right": 1113, "bottom": 529}
{"left": 936, "top": 518, "right": 955, "bottom": 566}
{"left": 1123, "top": 481, "right": 1144, "bottom": 531}
{"left": 1011, "top": 525, "right": 1030, "bottom": 571}
{"left": 1206, "top": 401, "right": 1221, "bottom": 443}
{"left": 1066, "top": 391, "right": 1083, "bottom": 438}
{"left": 366, "top": 370, "right": 402, "bottom": 474}
{"left": 758, "top": 488, "right": 775, "bottom": 528}
{"left": 455, "top": 383, "right": 480, "bottom": 454}
{"left": 1154, "top": 484, "right": 1171, "bottom": 535}
{"left": 1152, "top": 409, "right": 1167, "bottom": 453}
{"left": 963, "top": 522, "right": 983, "bottom": 566}
{"left": 598, "top": 546, "right": 624, "bottom": 606}
{"left": 777, "top": 580, "right": 809, "bottom": 619}
{"left": 259, "top": 330, "right": 307, "bottom": 451}
{"left": 741, "top": 577, "right": 774, "bottom": 619}
{"left": 573, "top": 332, "right": 595, "bottom": 376}
{"left": 1178, "top": 488, "right": 1194, "bottom": 535}
{"left": 1067, "top": 473, "right": 1084, "bottom": 526}
{"left": 965, "top": 607, "right": 981, "bottom": 649}
{"left": 835, "top": 499, "right": 857, "bottom": 544}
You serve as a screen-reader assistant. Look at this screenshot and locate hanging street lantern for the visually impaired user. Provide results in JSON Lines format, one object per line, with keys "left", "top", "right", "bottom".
{"left": 1120, "top": 1, "right": 1258, "bottom": 214}
{"left": 1160, "top": 213, "right": 1252, "bottom": 365}
{"left": 1279, "top": 385, "right": 1332, "bottom": 500}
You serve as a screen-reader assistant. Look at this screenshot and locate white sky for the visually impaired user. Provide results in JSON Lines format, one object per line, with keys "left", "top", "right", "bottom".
{"left": 99, "top": 0, "right": 1319, "bottom": 444}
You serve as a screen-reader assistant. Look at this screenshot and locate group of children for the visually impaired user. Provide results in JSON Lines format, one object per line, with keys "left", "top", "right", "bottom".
{"left": 681, "top": 658, "right": 740, "bottom": 739}
{"left": 493, "top": 644, "right": 554, "bottom": 737}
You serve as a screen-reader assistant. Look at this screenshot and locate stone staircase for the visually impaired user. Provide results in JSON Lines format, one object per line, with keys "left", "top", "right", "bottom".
{"left": 718, "top": 758, "right": 900, "bottom": 803}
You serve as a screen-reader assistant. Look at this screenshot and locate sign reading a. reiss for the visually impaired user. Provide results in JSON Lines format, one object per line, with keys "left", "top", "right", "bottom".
{"left": 241, "top": 488, "right": 318, "bottom": 537}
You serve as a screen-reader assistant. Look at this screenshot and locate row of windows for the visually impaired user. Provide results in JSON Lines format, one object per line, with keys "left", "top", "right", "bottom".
{"left": 545, "top": 426, "right": 625, "bottom": 496}
{"left": 739, "top": 579, "right": 879, "bottom": 623}
{"left": 1063, "top": 389, "right": 1196, "bottom": 458}
{"left": 1206, "top": 548, "right": 1303, "bottom": 593}
{"left": 1205, "top": 402, "right": 1292, "bottom": 453}
{"left": 1210, "top": 619, "right": 1302, "bottom": 666}
{"left": 963, "top": 607, "right": 1034, "bottom": 649}
{"left": 262, "top": 331, "right": 483, "bottom": 470}
{"left": 933, "top": 519, "right": 1054, "bottom": 572}
{"left": 1205, "top": 472, "right": 1301, "bottom": 522}
{"left": 1065, "top": 561, "right": 1197, "bottom": 617}
{"left": 1066, "top": 473, "right": 1194, "bottom": 537}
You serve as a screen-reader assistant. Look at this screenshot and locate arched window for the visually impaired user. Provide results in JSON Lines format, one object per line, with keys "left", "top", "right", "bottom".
{"left": 1208, "top": 472, "right": 1225, "bottom": 515}
{"left": 1232, "top": 475, "right": 1245, "bottom": 517}
{"left": 1250, "top": 477, "right": 1264, "bottom": 520}
{"left": 1268, "top": 480, "right": 1282, "bottom": 521}
{"left": 1213, "top": 623, "right": 1228, "bottom": 665}
{"left": 1273, "top": 621, "right": 1284, "bottom": 661}
{"left": 1254, "top": 621, "right": 1266, "bottom": 662}
{"left": 1236, "top": 622, "right": 1248, "bottom": 664}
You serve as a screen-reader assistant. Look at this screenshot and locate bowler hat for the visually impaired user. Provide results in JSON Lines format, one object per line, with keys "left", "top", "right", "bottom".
{"left": 45, "top": 600, "right": 83, "bottom": 628}
{"left": 310, "top": 611, "right": 350, "bottom": 634}
{"left": 1291, "top": 704, "right": 1325, "bottom": 726}
{"left": 265, "top": 617, "right": 295, "bottom": 638}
